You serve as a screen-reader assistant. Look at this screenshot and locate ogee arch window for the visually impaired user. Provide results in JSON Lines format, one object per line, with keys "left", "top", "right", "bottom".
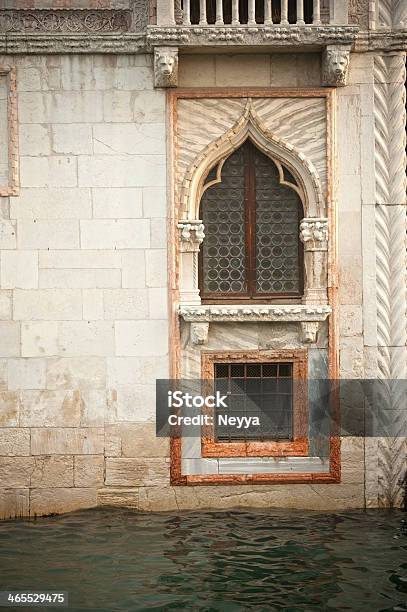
{"left": 199, "top": 140, "right": 304, "bottom": 303}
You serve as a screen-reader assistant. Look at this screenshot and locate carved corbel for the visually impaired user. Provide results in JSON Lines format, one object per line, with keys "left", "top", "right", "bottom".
{"left": 300, "top": 321, "right": 320, "bottom": 344}
{"left": 191, "top": 322, "right": 209, "bottom": 345}
{"left": 300, "top": 218, "right": 329, "bottom": 305}
{"left": 178, "top": 220, "right": 205, "bottom": 306}
{"left": 322, "top": 45, "right": 351, "bottom": 87}
{"left": 154, "top": 46, "right": 178, "bottom": 88}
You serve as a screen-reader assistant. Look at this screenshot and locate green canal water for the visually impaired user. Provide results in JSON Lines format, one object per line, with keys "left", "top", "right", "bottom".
{"left": 0, "top": 508, "right": 406, "bottom": 611}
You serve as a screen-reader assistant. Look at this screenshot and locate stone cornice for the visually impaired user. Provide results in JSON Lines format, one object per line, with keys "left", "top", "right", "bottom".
{"left": 146, "top": 25, "right": 359, "bottom": 48}
{"left": 0, "top": 33, "right": 146, "bottom": 55}
{"left": 354, "top": 29, "right": 407, "bottom": 52}
{"left": 179, "top": 304, "right": 332, "bottom": 323}
{"left": 0, "top": 9, "right": 132, "bottom": 34}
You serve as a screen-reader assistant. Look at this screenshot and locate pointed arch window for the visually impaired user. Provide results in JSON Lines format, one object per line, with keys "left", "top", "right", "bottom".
{"left": 199, "top": 140, "right": 304, "bottom": 303}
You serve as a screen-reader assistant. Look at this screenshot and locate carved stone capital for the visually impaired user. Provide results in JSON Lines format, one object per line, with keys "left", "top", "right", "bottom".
{"left": 300, "top": 218, "right": 329, "bottom": 250}
{"left": 300, "top": 321, "right": 320, "bottom": 344}
{"left": 190, "top": 322, "right": 209, "bottom": 345}
{"left": 322, "top": 45, "right": 351, "bottom": 86}
{"left": 178, "top": 220, "right": 205, "bottom": 253}
{"left": 154, "top": 46, "right": 178, "bottom": 88}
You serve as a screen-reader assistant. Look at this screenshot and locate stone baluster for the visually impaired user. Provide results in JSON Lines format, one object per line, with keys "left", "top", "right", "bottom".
{"left": 199, "top": 0, "right": 207, "bottom": 25}
{"left": 248, "top": 0, "right": 256, "bottom": 25}
{"left": 264, "top": 0, "right": 273, "bottom": 25}
{"left": 300, "top": 218, "right": 329, "bottom": 305}
{"left": 232, "top": 0, "right": 240, "bottom": 25}
{"left": 281, "top": 0, "right": 289, "bottom": 25}
{"left": 156, "top": 0, "right": 175, "bottom": 26}
{"left": 215, "top": 0, "right": 224, "bottom": 24}
{"left": 183, "top": 0, "right": 191, "bottom": 25}
{"left": 313, "top": 0, "right": 321, "bottom": 25}
{"left": 297, "top": 0, "right": 305, "bottom": 25}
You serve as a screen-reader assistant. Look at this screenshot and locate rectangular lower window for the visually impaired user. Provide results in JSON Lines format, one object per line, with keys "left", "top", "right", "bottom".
{"left": 201, "top": 351, "right": 308, "bottom": 458}
{"left": 214, "top": 362, "right": 294, "bottom": 441}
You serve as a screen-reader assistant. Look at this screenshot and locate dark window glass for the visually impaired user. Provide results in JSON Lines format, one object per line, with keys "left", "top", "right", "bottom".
{"left": 200, "top": 140, "right": 303, "bottom": 301}
{"left": 214, "top": 362, "right": 293, "bottom": 441}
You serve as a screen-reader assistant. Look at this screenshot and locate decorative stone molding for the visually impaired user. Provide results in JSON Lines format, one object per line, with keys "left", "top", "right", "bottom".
{"left": 300, "top": 321, "right": 320, "bottom": 343}
{"left": 322, "top": 45, "right": 351, "bottom": 86}
{"left": 178, "top": 220, "right": 205, "bottom": 253}
{"left": 179, "top": 304, "right": 331, "bottom": 323}
{"left": 147, "top": 25, "right": 359, "bottom": 49}
{"left": 190, "top": 322, "right": 209, "bottom": 345}
{"left": 0, "top": 9, "right": 131, "bottom": 33}
{"left": 154, "top": 46, "right": 178, "bottom": 88}
{"left": 300, "top": 218, "right": 328, "bottom": 250}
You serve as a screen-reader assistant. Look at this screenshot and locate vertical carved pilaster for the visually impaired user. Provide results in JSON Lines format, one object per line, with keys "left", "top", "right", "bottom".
{"left": 373, "top": 53, "right": 407, "bottom": 507}
{"left": 299, "top": 218, "right": 329, "bottom": 305}
{"left": 178, "top": 221, "right": 205, "bottom": 305}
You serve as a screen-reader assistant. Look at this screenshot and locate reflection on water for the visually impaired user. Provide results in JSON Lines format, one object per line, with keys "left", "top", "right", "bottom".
{"left": 0, "top": 508, "right": 406, "bottom": 611}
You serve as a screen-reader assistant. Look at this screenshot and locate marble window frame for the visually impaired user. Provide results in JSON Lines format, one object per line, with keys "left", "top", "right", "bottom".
{"left": 200, "top": 349, "right": 309, "bottom": 458}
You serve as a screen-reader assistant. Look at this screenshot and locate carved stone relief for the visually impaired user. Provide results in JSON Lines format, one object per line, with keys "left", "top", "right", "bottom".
{"left": 322, "top": 46, "right": 351, "bottom": 86}
{"left": 154, "top": 46, "right": 178, "bottom": 87}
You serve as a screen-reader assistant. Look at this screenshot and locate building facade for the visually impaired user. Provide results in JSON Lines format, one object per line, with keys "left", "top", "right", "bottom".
{"left": 0, "top": 0, "right": 406, "bottom": 518}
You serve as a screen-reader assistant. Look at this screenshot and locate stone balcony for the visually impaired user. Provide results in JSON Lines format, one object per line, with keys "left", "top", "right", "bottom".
{"left": 148, "top": 0, "right": 358, "bottom": 50}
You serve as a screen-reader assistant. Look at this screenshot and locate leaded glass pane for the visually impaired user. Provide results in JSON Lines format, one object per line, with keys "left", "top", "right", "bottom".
{"left": 201, "top": 147, "right": 247, "bottom": 295}
{"left": 254, "top": 149, "right": 301, "bottom": 294}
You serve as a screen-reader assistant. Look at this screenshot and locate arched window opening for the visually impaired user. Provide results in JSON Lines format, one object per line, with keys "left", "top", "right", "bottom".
{"left": 199, "top": 139, "right": 304, "bottom": 303}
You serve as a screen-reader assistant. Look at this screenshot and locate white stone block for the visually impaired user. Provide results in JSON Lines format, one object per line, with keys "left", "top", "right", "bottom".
{"left": 52, "top": 124, "right": 93, "bottom": 155}
{"left": 121, "top": 250, "right": 146, "bottom": 288}
{"left": 148, "top": 288, "right": 168, "bottom": 319}
{"left": 8, "top": 358, "right": 46, "bottom": 390}
{"left": 150, "top": 218, "right": 167, "bottom": 248}
{"left": 0, "top": 391, "right": 19, "bottom": 426}
{"left": 0, "top": 322, "right": 20, "bottom": 357}
{"left": 1, "top": 251, "right": 38, "bottom": 289}
{"left": 20, "top": 156, "right": 77, "bottom": 188}
{"left": 340, "top": 305, "right": 363, "bottom": 337}
{"left": 0, "top": 291, "right": 11, "bottom": 320}
{"left": 16, "top": 67, "right": 42, "bottom": 91}
{"left": 39, "top": 249, "right": 121, "bottom": 269}
{"left": 74, "top": 455, "right": 104, "bottom": 487}
{"left": 18, "top": 91, "right": 104, "bottom": 124}
{"left": 59, "top": 321, "right": 114, "bottom": 357}
{"left": 20, "top": 390, "right": 82, "bottom": 427}
{"left": 21, "top": 321, "right": 58, "bottom": 357}
{"left": 46, "top": 356, "right": 106, "bottom": 391}
{"left": 146, "top": 249, "right": 167, "bottom": 287}
{"left": 0, "top": 221, "right": 16, "bottom": 249}
{"left": 80, "top": 220, "right": 150, "bottom": 249}
{"left": 115, "top": 320, "right": 168, "bottom": 356}
{"left": 143, "top": 186, "right": 166, "bottom": 218}
{"left": 14, "top": 289, "right": 82, "bottom": 321}
{"left": 103, "top": 289, "right": 149, "bottom": 320}
{"left": 93, "top": 124, "right": 165, "bottom": 156}
{"left": 11, "top": 189, "right": 92, "bottom": 220}
{"left": 60, "top": 56, "right": 95, "bottom": 91}
{"left": 92, "top": 188, "right": 143, "bottom": 219}
{"left": 107, "top": 356, "right": 168, "bottom": 387}
{"left": 80, "top": 390, "right": 107, "bottom": 427}
{"left": 0, "top": 428, "right": 30, "bottom": 456}
{"left": 107, "top": 384, "right": 156, "bottom": 422}
{"left": 19, "top": 124, "right": 51, "bottom": 156}
{"left": 78, "top": 155, "right": 165, "bottom": 188}
{"left": 93, "top": 66, "right": 153, "bottom": 91}
{"left": 39, "top": 269, "right": 121, "bottom": 289}
{"left": 82, "top": 289, "right": 104, "bottom": 320}
{"left": 103, "top": 90, "right": 165, "bottom": 123}
{"left": 17, "top": 220, "right": 79, "bottom": 250}
{"left": 30, "top": 427, "right": 104, "bottom": 455}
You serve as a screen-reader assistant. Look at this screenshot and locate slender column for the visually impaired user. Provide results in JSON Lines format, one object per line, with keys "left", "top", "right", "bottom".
{"left": 299, "top": 218, "right": 329, "bottom": 305}
{"left": 232, "top": 0, "right": 240, "bottom": 25}
{"left": 215, "top": 0, "right": 224, "bottom": 24}
{"left": 178, "top": 221, "right": 205, "bottom": 305}
{"left": 264, "top": 0, "right": 272, "bottom": 25}
{"left": 313, "top": 0, "right": 321, "bottom": 25}
{"left": 248, "top": 0, "right": 256, "bottom": 25}
{"left": 281, "top": 0, "right": 289, "bottom": 25}
{"left": 183, "top": 0, "right": 191, "bottom": 25}
{"left": 156, "top": 0, "right": 175, "bottom": 26}
{"left": 199, "top": 0, "right": 207, "bottom": 25}
{"left": 296, "top": 0, "right": 305, "bottom": 24}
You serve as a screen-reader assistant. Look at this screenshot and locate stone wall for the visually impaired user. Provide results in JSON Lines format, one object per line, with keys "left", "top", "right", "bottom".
{"left": 0, "top": 54, "right": 169, "bottom": 518}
